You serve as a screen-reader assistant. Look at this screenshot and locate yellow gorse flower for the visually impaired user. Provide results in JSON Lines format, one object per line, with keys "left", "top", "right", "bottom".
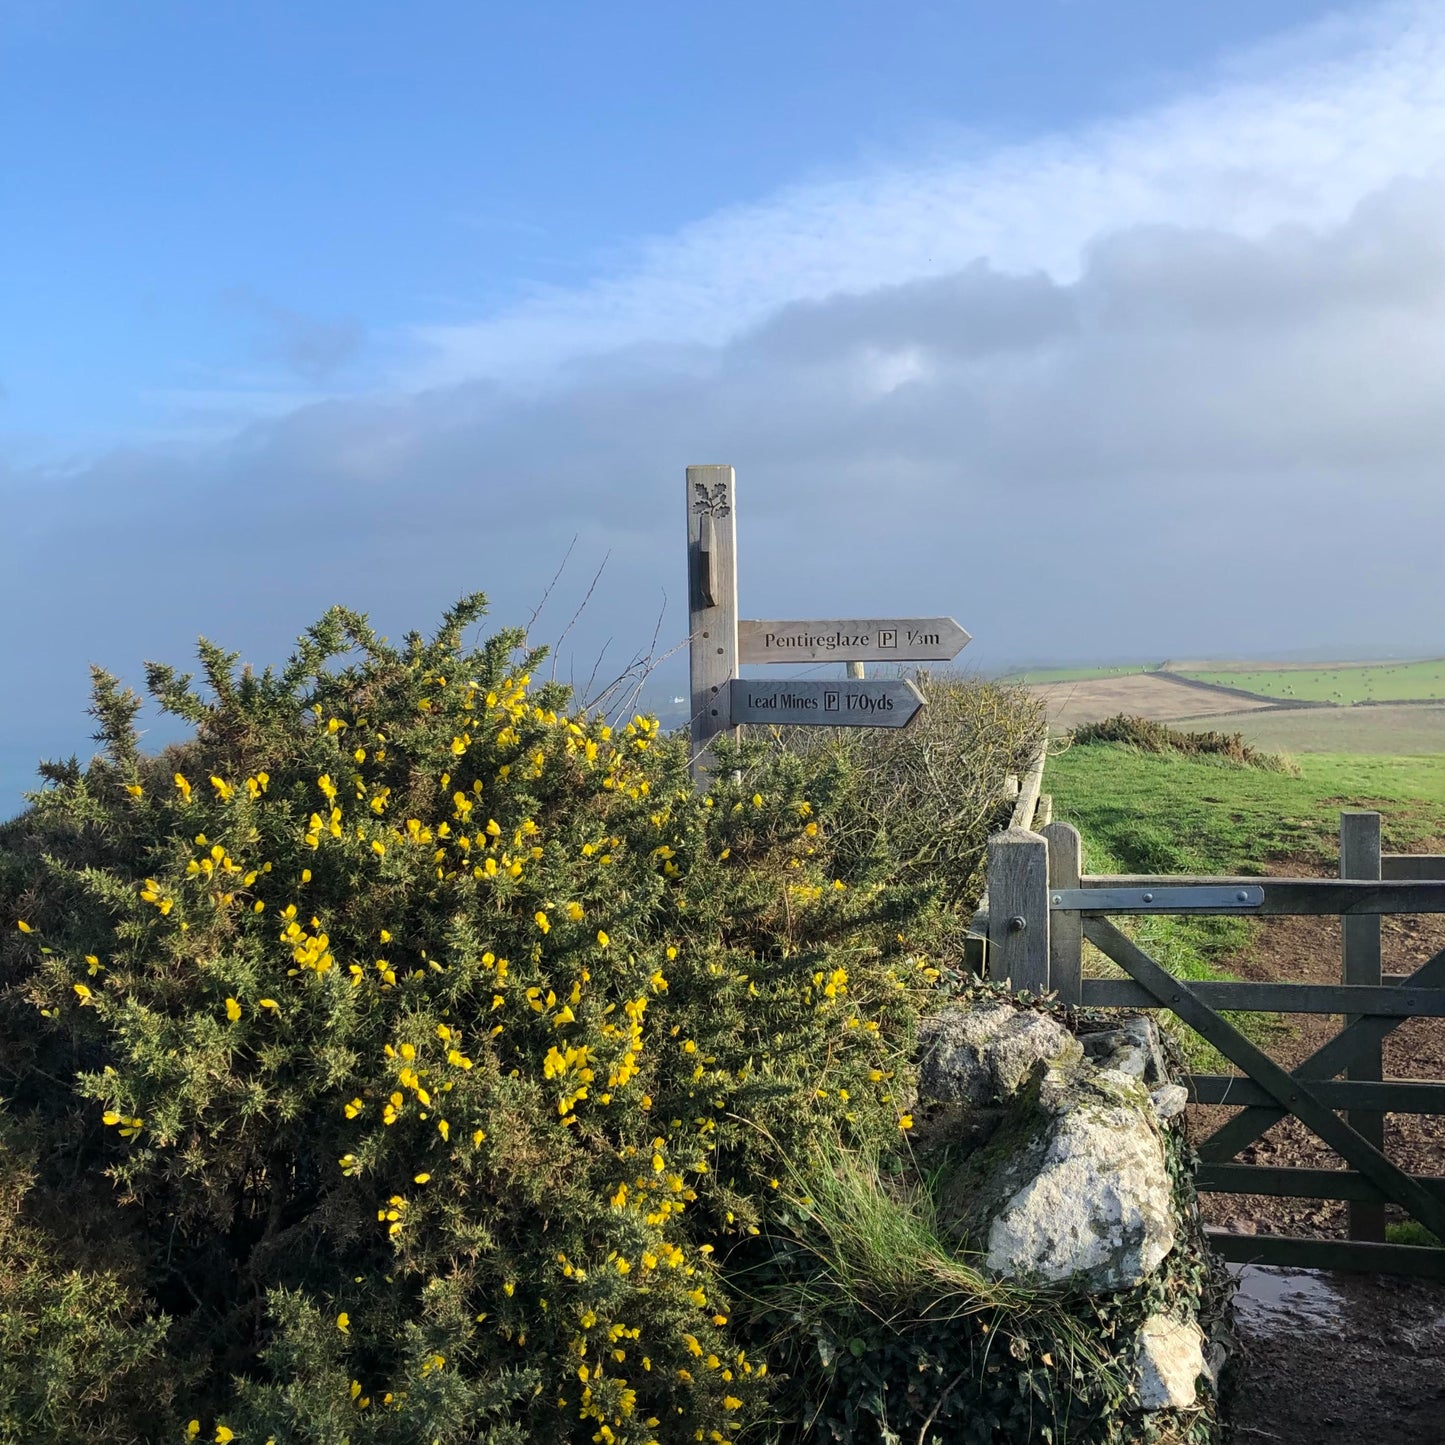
{"left": 102, "top": 1110, "right": 144, "bottom": 1140}
{"left": 139, "top": 880, "right": 174, "bottom": 915}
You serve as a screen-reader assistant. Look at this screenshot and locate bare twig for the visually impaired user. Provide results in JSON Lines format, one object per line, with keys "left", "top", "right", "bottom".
{"left": 916, "top": 1369, "right": 967, "bottom": 1445}
{"left": 526, "top": 533, "right": 580, "bottom": 639}
{"left": 549, "top": 551, "right": 610, "bottom": 681}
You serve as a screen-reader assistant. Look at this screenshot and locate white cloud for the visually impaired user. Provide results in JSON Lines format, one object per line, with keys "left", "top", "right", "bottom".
{"left": 406, "top": 1, "right": 1445, "bottom": 384}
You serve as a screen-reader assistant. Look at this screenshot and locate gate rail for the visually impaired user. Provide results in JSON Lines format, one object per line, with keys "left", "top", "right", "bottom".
{"left": 979, "top": 813, "right": 1445, "bottom": 1278}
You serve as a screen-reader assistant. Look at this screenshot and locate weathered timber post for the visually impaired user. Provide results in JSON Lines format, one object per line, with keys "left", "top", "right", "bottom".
{"left": 686, "top": 465, "right": 739, "bottom": 780}
{"left": 987, "top": 828, "right": 1051, "bottom": 995}
{"left": 1341, "top": 809, "right": 1385, "bottom": 1242}
{"left": 1042, "top": 820, "right": 1082, "bottom": 1006}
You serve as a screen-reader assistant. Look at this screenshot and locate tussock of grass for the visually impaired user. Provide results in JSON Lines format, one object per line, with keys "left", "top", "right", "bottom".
{"left": 735, "top": 1131, "right": 1134, "bottom": 1442}
{"left": 766, "top": 1134, "right": 1013, "bottom": 1325}
{"left": 1068, "top": 714, "right": 1297, "bottom": 773}
{"left": 1386, "top": 1220, "right": 1442, "bottom": 1248}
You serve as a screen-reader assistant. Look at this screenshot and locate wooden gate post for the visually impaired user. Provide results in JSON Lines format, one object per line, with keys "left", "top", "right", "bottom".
{"left": 987, "top": 829, "right": 1051, "bottom": 995}
{"left": 686, "top": 465, "right": 739, "bottom": 781}
{"left": 1342, "top": 809, "right": 1385, "bottom": 1242}
{"left": 1042, "top": 820, "right": 1083, "bottom": 1006}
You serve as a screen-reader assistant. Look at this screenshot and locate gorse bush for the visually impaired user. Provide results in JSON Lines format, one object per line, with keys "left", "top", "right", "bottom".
{"left": 1, "top": 596, "right": 944, "bottom": 1444}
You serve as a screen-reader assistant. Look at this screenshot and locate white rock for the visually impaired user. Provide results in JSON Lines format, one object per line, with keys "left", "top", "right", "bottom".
{"left": 982, "top": 1073, "right": 1176, "bottom": 1291}
{"left": 991, "top": 1011, "right": 1085, "bottom": 1097}
{"left": 919, "top": 1003, "right": 1082, "bottom": 1105}
{"left": 1081, "top": 1017, "right": 1167, "bottom": 1083}
{"left": 1134, "top": 1314, "right": 1206, "bottom": 1410}
{"left": 1150, "top": 1083, "right": 1189, "bottom": 1122}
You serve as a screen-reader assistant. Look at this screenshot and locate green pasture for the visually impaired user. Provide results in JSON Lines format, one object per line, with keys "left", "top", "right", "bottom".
{"left": 1043, "top": 742, "right": 1445, "bottom": 1069}
{"left": 1045, "top": 746, "right": 1445, "bottom": 873}
{"left": 1177, "top": 657, "right": 1445, "bottom": 703}
{"left": 1170, "top": 704, "right": 1445, "bottom": 756}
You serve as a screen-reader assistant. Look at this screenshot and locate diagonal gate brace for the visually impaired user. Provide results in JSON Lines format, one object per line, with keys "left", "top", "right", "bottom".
{"left": 1199, "top": 941, "right": 1445, "bottom": 1165}
{"left": 1082, "top": 918, "right": 1445, "bottom": 1242}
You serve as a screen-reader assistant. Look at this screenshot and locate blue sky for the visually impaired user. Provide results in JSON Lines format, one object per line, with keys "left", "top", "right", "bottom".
{"left": 1, "top": 0, "right": 1371, "bottom": 451}
{"left": 4, "top": 0, "right": 1444, "bottom": 813}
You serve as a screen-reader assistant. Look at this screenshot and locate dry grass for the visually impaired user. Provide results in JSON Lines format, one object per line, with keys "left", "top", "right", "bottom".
{"left": 775, "top": 674, "right": 1046, "bottom": 913}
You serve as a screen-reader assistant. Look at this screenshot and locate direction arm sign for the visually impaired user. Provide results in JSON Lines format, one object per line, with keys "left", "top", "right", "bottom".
{"left": 728, "top": 677, "right": 926, "bottom": 728}
{"left": 738, "top": 617, "right": 970, "bottom": 664}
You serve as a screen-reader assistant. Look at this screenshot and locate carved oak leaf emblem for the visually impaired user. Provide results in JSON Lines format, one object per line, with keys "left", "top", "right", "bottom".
{"left": 691, "top": 480, "right": 731, "bottom": 518}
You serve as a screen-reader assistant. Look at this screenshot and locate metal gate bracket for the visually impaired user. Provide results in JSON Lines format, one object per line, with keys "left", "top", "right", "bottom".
{"left": 1051, "top": 885, "right": 1264, "bottom": 912}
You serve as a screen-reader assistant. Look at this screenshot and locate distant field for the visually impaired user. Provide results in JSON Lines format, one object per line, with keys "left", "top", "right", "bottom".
{"left": 1176, "top": 658, "right": 1445, "bottom": 703}
{"left": 1007, "top": 663, "right": 1157, "bottom": 684}
{"left": 1028, "top": 672, "right": 1274, "bottom": 730}
{"left": 1171, "top": 704, "right": 1445, "bottom": 756}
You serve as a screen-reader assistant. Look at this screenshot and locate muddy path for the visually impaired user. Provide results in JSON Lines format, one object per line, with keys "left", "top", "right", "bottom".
{"left": 1180, "top": 853, "right": 1445, "bottom": 1443}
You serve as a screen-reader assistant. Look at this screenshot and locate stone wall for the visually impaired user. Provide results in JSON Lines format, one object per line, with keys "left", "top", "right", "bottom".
{"left": 914, "top": 998, "right": 1225, "bottom": 1419}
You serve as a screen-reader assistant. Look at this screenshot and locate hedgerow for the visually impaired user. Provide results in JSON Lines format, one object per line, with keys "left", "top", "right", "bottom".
{"left": 1, "top": 596, "right": 945, "bottom": 1444}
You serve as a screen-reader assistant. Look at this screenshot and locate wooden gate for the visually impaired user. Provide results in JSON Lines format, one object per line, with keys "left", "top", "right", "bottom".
{"left": 979, "top": 812, "right": 1445, "bottom": 1278}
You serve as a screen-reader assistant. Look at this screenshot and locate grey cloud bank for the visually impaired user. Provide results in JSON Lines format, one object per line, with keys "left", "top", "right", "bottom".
{"left": 5, "top": 173, "right": 1444, "bottom": 815}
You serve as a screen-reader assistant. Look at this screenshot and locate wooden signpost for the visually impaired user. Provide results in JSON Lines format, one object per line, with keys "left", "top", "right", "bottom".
{"left": 729, "top": 678, "right": 925, "bottom": 728}
{"left": 686, "top": 465, "right": 970, "bottom": 775}
{"left": 738, "top": 618, "right": 970, "bottom": 665}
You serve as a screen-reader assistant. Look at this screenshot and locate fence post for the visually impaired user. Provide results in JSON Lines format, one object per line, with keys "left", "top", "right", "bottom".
{"left": 1341, "top": 810, "right": 1385, "bottom": 1242}
{"left": 686, "top": 465, "right": 739, "bottom": 781}
{"left": 987, "top": 829, "right": 1050, "bottom": 995}
{"left": 1042, "top": 820, "right": 1082, "bottom": 1006}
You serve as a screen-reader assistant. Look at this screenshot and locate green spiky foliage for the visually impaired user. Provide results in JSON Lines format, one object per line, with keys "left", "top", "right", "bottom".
{"left": 1, "top": 595, "right": 950, "bottom": 1445}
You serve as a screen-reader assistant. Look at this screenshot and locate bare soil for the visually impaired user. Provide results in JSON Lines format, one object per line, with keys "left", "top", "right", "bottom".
{"left": 1223, "top": 1265, "right": 1445, "bottom": 1444}
{"left": 1027, "top": 674, "right": 1276, "bottom": 730}
{"left": 1183, "top": 853, "right": 1445, "bottom": 1444}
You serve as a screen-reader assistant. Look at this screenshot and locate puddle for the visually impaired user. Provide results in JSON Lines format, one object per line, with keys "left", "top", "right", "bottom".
{"left": 1228, "top": 1264, "right": 1343, "bottom": 1331}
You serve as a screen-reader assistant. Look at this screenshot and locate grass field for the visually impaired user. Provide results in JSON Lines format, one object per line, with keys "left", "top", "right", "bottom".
{"left": 1045, "top": 747, "right": 1445, "bottom": 872}
{"left": 1177, "top": 657, "right": 1445, "bottom": 703}
{"left": 1043, "top": 743, "right": 1445, "bottom": 1068}
{"left": 1171, "top": 703, "right": 1445, "bottom": 755}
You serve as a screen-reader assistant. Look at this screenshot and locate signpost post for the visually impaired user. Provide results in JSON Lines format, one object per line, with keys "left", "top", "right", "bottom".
{"left": 686, "top": 466, "right": 971, "bottom": 777}
{"left": 686, "top": 465, "right": 739, "bottom": 775}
